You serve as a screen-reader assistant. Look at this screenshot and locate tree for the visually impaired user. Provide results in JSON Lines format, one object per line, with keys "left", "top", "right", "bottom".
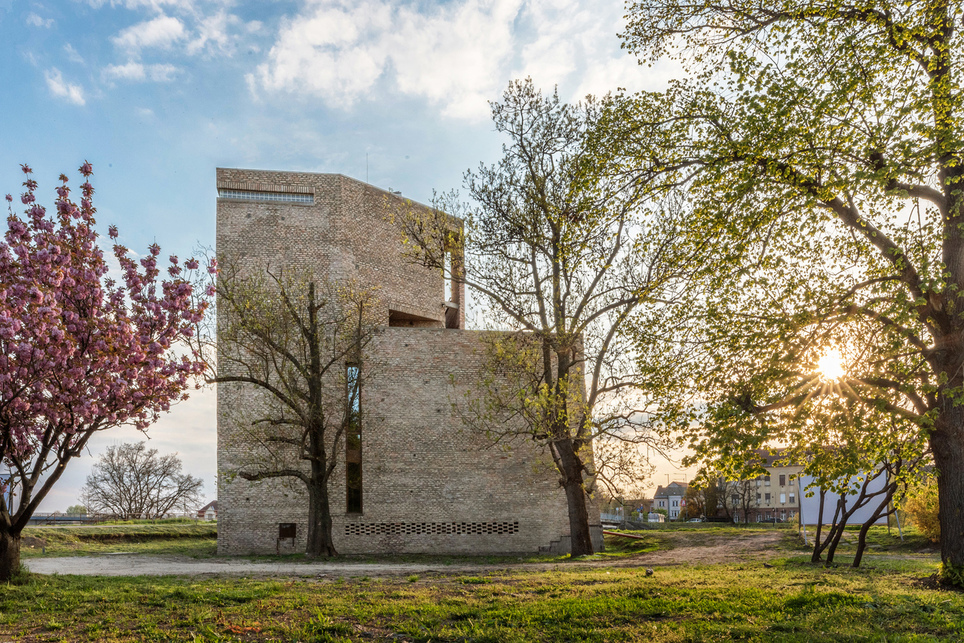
{"left": 0, "top": 164, "right": 210, "bottom": 580}
{"left": 200, "top": 264, "right": 378, "bottom": 557}
{"left": 65, "top": 505, "right": 86, "bottom": 516}
{"left": 682, "top": 483, "right": 705, "bottom": 520}
{"left": 733, "top": 479, "right": 756, "bottom": 525}
{"left": 398, "top": 80, "right": 700, "bottom": 556}
{"left": 610, "top": 0, "right": 964, "bottom": 584}
{"left": 81, "top": 442, "right": 203, "bottom": 519}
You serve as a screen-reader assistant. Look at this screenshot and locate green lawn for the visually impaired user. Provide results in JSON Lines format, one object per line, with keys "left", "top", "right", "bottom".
{"left": 20, "top": 522, "right": 218, "bottom": 559}
{"left": 3, "top": 559, "right": 962, "bottom": 642}
{"left": 5, "top": 522, "right": 959, "bottom": 642}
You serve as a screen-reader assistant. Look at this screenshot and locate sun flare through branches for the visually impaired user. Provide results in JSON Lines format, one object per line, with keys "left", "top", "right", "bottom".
{"left": 817, "top": 348, "right": 846, "bottom": 381}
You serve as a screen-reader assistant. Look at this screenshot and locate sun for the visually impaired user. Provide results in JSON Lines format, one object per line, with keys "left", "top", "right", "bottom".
{"left": 817, "top": 348, "right": 845, "bottom": 380}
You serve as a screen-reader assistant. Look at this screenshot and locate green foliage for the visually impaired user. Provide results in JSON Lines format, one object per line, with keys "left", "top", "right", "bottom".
{"left": 2, "top": 559, "right": 963, "bottom": 641}
{"left": 20, "top": 523, "right": 217, "bottom": 559}
{"left": 905, "top": 480, "right": 942, "bottom": 543}
{"left": 941, "top": 561, "right": 964, "bottom": 588}
{"left": 606, "top": 0, "right": 964, "bottom": 569}
{"left": 398, "top": 79, "right": 702, "bottom": 553}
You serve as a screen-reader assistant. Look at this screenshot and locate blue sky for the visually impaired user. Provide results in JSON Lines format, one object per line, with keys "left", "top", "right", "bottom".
{"left": 1, "top": 0, "right": 687, "bottom": 511}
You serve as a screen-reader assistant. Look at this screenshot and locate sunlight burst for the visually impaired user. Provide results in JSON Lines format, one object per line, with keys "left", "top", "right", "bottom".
{"left": 817, "top": 349, "right": 845, "bottom": 380}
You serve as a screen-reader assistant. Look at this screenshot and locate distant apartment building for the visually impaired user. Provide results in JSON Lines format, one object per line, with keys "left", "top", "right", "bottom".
{"left": 653, "top": 481, "right": 689, "bottom": 520}
{"left": 730, "top": 449, "right": 803, "bottom": 523}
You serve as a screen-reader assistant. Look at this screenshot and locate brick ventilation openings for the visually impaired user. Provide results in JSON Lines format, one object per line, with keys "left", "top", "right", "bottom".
{"left": 345, "top": 521, "right": 520, "bottom": 537}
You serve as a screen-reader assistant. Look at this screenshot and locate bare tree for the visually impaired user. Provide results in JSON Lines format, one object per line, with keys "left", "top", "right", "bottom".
{"left": 734, "top": 479, "right": 755, "bottom": 525}
{"left": 82, "top": 443, "right": 203, "bottom": 519}
{"left": 397, "top": 80, "right": 699, "bottom": 556}
{"left": 200, "top": 265, "right": 379, "bottom": 557}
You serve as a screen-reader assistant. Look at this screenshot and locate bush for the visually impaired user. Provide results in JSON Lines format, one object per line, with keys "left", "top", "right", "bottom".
{"left": 904, "top": 481, "right": 940, "bottom": 543}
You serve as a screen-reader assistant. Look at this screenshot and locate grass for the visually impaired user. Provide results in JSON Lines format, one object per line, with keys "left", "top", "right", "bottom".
{"left": 20, "top": 523, "right": 218, "bottom": 559}
{"left": 6, "top": 522, "right": 960, "bottom": 641}
{"left": 2, "top": 559, "right": 962, "bottom": 641}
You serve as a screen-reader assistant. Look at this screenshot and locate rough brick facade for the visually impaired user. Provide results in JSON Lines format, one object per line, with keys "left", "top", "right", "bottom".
{"left": 215, "top": 168, "right": 601, "bottom": 555}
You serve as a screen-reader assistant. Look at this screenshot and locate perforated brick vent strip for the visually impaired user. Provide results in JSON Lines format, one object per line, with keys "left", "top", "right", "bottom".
{"left": 345, "top": 521, "right": 520, "bottom": 536}
{"left": 218, "top": 189, "right": 314, "bottom": 204}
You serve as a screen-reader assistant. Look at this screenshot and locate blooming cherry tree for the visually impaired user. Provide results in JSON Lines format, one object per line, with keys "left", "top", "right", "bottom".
{"left": 0, "top": 163, "right": 212, "bottom": 580}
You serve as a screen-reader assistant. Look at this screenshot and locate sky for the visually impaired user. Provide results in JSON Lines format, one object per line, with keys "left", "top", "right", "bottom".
{"left": 0, "top": 0, "right": 692, "bottom": 512}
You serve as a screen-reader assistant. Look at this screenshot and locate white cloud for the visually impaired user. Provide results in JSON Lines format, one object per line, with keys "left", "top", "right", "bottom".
{"left": 111, "top": 15, "right": 187, "bottom": 53}
{"left": 251, "top": 0, "right": 656, "bottom": 121}
{"left": 26, "top": 12, "right": 54, "bottom": 28}
{"left": 148, "top": 63, "right": 179, "bottom": 81}
{"left": 186, "top": 10, "right": 240, "bottom": 56}
{"left": 64, "top": 44, "right": 86, "bottom": 64}
{"left": 253, "top": 0, "right": 523, "bottom": 119}
{"left": 103, "top": 61, "right": 180, "bottom": 82}
{"left": 45, "top": 68, "right": 86, "bottom": 105}
{"left": 86, "top": 0, "right": 195, "bottom": 10}
{"left": 104, "top": 61, "right": 146, "bottom": 80}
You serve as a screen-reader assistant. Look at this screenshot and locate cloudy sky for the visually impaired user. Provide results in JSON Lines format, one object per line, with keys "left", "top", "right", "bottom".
{"left": 1, "top": 0, "right": 688, "bottom": 511}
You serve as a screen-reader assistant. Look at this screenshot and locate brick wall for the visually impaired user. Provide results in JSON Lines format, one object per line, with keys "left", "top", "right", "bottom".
{"left": 216, "top": 168, "right": 598, "bottom": 555}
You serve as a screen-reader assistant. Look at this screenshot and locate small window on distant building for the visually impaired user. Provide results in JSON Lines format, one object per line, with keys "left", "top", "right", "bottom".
{"left": 780, "top": 493, "right": 786, "bottom": 504}
{"left": 779, "top": 474, "right": 786, "bottom": 486}
{"left": 756, "top": 493, "right": 761, "bottom": 502}
{"left": 764, "top": 475, "right": 771, "bottom": 485}
{"left": 346, "top": 364, "right": 362, "bottom": 514}
{"left": 765, "top": 493, "right": 771, "bottom": 504}
{"left": 789, "top": 493, "right": 796, "bottom": 504}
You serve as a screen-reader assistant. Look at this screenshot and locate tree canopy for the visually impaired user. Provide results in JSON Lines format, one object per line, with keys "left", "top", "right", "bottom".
{"left": 399, "top": 79, "right": 704, "bottom": 555}
{"left": 607, "top": 0, "right": 964, "bottom": 582}
{"left": 0, "top": 163, "right": 210, "bottom": 580}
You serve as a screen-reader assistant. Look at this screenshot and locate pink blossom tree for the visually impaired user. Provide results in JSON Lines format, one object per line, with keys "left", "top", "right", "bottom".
{"left": 0, "top": 163, "right": 212, "bottom": 580}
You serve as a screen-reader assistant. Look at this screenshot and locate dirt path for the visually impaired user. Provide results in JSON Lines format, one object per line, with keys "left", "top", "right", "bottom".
{"left": 24, "top": 531, "right": 792, "bottom": 578}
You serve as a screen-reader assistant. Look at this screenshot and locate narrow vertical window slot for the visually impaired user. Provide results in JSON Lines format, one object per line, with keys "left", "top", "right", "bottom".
{"left": 443, "top": 250, "right": 453, "bottom": 303}
{"left": 346, "top": 364, "right": 362, "bottom": 513}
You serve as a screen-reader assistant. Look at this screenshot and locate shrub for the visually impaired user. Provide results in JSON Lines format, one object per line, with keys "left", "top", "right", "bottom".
{"left": 904, "top": 481, "right": 940, "bottom": 543}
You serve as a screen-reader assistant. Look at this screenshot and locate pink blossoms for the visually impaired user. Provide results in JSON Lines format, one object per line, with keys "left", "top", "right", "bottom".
{"left": 0, "top": 163, "right": 212, "bottom": 580}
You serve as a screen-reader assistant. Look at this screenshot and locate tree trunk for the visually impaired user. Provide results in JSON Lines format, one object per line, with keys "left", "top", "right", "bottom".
{"left": 823, "top": 499, "right": 848, "bottom": 566}
{"left": 555, "top": 439, "right": 594, "bottom": 557}
{"left": 930, "top": 400, "right": 964, "bottom": 581}
{"left": 811, "top": 489, "right": 827, "bottom": 563}
{"left": 305, "top": 466, "right": 336, "bottom": 558}
{"left": 0, "top": 526, "right": 22, "bottom": 582}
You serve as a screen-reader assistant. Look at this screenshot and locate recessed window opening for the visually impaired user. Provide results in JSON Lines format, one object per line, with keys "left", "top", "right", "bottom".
{"left": 388, "top": 309, "right": 440, "bottom": 328}
{"left": 346, "top": 364, "right": 362, "bottom": 514}
{"left": 218, "top": 188, "right": 314, "bottom": 204}
{"left": 444, "top": 250, "right": 453, "bottom": 302}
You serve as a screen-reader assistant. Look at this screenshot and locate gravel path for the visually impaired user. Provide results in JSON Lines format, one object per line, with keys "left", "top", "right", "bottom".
{"left": 24, "top": 530, "right": 795, "bottom": 578}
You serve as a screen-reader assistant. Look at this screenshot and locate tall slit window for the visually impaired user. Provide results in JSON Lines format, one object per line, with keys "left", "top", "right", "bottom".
{"left": 345, "top": 364, "right": 362, "bottom": 513}
{"left": 443, "top": 250, "right": 453, "bottom": 302}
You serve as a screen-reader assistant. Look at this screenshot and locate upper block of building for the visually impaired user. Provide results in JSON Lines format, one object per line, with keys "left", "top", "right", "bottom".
{"left": 216, "top": 168, "right": 464, "bottom": 330}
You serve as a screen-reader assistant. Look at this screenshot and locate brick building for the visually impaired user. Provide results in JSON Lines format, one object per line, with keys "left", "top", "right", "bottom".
{"left": 215, "top": 168, "right": 600, "bottom": 555}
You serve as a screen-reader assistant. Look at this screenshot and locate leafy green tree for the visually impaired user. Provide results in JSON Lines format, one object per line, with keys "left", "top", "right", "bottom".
{"left": 611, "top": 0, "right": 964, "bottom": 582}
{"left": 397, "top": 80, "right": 699, "bottom": 556}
